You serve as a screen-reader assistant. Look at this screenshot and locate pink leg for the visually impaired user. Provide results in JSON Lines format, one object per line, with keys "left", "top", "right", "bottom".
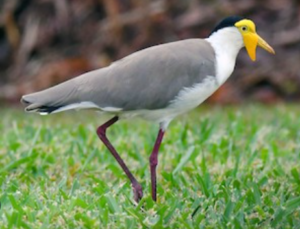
{"left": 96, "top": 116, "right": 143, "bottom": 202}
{"left": 149, "top": 128, "right": 165, "bottom": 201}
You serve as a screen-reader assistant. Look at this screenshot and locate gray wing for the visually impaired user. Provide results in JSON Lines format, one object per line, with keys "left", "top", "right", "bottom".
{"left": 21, "top": 39, "right": 215, "bottom": 113}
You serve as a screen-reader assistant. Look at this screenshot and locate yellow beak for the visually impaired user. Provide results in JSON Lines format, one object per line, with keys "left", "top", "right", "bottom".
{"left": 244, "top": 33, "right": 275, "bottom": 61}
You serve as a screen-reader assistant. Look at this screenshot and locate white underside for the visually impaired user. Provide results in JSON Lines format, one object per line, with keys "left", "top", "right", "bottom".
{"left": 50, "top": 102, "right": 102, "bottom": 114}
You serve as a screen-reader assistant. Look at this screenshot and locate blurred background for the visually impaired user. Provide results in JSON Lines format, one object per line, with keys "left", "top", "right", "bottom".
{"left": 0, "top": 0, "right": 299, "bottom": 105}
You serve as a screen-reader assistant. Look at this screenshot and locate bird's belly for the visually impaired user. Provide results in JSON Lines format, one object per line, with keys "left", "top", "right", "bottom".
{"left": 168, "top": 76, "right": 218, "bottom": 111}
{"left": 119, "top": 76, "right": 219, "bottom": 123}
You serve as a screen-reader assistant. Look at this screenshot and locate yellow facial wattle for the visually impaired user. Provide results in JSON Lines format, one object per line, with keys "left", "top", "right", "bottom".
{"left": 243, "top": 33, "right": 259, "bottom": 61}
{"left": 235, "top": 19, "right": 275, "bottom": 61}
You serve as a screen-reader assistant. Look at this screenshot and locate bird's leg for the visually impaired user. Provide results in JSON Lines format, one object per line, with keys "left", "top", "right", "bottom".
{"left": 149, "top": 128, "right": 165, "bottom": 201}
{"left": 96, "top": 116, "right": 143, "bottom": 202}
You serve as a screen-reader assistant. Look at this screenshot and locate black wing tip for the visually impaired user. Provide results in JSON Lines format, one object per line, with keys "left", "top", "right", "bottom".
{"left": 37, "top": 106, "right": 61, "bottom": 114}
{"left": 25, "top": 105, "right": 61, "bottom": 114}
{"left": 20, "top": 95, "right": 61, "bottom": 114}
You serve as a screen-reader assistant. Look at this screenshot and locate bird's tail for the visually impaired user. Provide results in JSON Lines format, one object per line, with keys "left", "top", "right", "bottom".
{"left": 21, "top": 79, "right": 79, "bottom": 115}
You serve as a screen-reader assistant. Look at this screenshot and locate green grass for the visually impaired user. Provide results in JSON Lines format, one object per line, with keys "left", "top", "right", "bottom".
{"left": 1, "top": 104, "right": 300, "bottom": 228}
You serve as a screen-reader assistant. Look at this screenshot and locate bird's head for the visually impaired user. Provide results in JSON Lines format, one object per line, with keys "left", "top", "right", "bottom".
{"left": 209, "top": 16, "right": 275, "bottom": 61}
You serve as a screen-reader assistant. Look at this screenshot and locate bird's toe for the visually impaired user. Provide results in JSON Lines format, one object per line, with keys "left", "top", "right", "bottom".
{"left": 132, "top": 183, "right": 143, "bottom": 203}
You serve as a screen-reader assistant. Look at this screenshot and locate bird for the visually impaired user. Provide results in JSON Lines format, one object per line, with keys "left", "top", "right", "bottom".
{"left": 21, "top": 16, "right": 275, "bottom": 203}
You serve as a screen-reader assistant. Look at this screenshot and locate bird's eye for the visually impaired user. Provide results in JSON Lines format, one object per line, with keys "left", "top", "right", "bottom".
{"left": 241, "top": 26, "right": 247, "bottom": 31}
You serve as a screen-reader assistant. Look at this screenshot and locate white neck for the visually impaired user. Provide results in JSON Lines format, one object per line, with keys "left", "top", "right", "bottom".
{"left": 205, "top": 27, "right": 244, "bottom": 85}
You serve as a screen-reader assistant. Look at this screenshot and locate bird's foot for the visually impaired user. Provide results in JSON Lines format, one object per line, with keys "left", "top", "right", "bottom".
{"left": 132, "top": 182, "right": 143, "bottom": 203}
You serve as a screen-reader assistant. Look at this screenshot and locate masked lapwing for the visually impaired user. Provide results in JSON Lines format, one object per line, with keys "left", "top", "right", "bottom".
{"left": 21, "top": 16, "right": 275, "bottom": 202}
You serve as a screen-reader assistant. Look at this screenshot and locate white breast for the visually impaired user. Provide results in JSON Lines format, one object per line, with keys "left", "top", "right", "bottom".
{"left": 205, "top": 27, "right": 244, "bottom": 85}
{"left": 168, "top": 76, "right": 218, "bottom": 110}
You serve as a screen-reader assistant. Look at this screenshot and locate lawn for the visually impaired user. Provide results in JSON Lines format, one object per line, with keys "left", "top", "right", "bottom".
{"left": 0, "top": 104, "right": 300, "bottom": 228}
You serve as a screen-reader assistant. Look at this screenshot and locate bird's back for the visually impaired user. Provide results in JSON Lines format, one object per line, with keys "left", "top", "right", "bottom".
{"left": 21, "top": 39, "right": 216, "bottom": 114}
